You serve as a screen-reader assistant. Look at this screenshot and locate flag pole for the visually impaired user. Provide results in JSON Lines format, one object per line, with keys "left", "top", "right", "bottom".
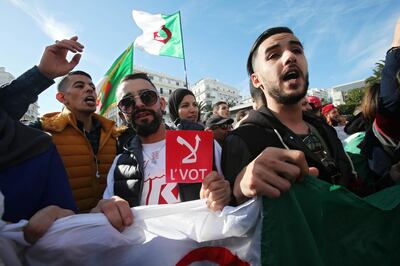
{"left": 178, "top": 11, "right": 189, "bottom": 89}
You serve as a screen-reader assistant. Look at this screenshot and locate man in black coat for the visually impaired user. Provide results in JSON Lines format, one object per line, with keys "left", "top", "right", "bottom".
{"left": 222, "top": 27, "right": 361, "bottom": 204}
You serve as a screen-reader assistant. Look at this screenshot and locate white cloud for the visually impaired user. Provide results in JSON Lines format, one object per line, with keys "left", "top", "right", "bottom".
{"left": 341, "top": 14, "right": 396, "bottom": 80}
{"left": 7, "top": 0, "right": 76, "bottom": 40}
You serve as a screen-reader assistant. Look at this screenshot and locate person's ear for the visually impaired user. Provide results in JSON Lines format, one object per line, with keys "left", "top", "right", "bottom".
{"left": 159, "top": 97, "right": 167, "bottom": 111}
{"left": 56, "top": 92, "right": 66, "bottom": 104}
{"left": 251, "top": 73, "right": 262, "bottom": 89}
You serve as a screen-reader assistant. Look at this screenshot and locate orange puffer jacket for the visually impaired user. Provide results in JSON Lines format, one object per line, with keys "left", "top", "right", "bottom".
{"left": 41, "top": 109, "right": 118, "bottom": 212}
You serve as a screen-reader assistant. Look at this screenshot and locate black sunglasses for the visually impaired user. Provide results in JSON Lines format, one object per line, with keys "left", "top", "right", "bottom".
{"left": 212, "top": 124, "right": 232, "bottom": 130}
{"left": 118, "top": 89, "right": 158, "bottom": 114}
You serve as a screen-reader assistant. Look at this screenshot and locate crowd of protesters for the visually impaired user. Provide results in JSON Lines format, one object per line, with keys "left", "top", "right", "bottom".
{"left": 0, "top": 16, "right": 399, "bottom": 260}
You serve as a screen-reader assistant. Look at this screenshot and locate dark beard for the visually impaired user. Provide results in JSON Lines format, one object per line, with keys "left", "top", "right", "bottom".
{"left": 268, "top": 74, "right": 309, "bottom": 105}
{"left": 130, "top": 108, "right": 162, "bottom": 137}
{"left": 330, "top": 119, "right": 339, "bottom": 127}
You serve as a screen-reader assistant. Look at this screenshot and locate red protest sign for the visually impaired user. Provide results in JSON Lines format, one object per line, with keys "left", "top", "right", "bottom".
{"left": 166, "top": 130, "right": 213, "bottom": 183}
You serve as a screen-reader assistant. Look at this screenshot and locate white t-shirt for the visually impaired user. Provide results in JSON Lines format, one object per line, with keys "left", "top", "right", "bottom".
{"left": 140, "top": 140, "right": 180, "bottom": 205}
{"left": 334, "top": 126, "right": 349, "bottom": 144}
{"left": 103, "top": 139, "right": 224, "bottom": 204}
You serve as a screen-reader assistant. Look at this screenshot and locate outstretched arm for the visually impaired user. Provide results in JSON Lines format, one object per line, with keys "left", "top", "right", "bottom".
{"left": 379, "top": 18, "right": 400, "bottom": 116}
{"left": 0, "top": 36, "right": 83, "bottom": 120}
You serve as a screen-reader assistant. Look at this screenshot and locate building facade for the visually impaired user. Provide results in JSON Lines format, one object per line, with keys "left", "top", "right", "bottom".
{"left": 191, "top": 78, "right": 242, "bottom": 108}
{"left": 329, "top": 80, "right": 365, "bottom": 106}
{"left": 307, "top": 88, "right": 330, "bottom": 103}
{"left": 0, "top": 67, "right": 14, "bottom": 84}
{"left": 0, "top": 67, "right": 40, "bottom": 124}
{"left": 331, "top": 80, "right": 365, "bottom": 93}
{"left": 307, "top": 80, "right": 365, "bottom": 106}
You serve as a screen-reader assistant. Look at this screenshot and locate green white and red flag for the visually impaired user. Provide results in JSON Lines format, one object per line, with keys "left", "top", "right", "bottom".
{"left": 132, "top": 10, "right": 184, "bottom": 59}
{"left": 96, "top": 44, "right": 133, "bottom": 115}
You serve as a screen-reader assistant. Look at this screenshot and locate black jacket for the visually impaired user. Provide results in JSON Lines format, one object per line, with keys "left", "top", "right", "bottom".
{"left": 222, "top": 106, "right": 363, "bottom": 196}
{"left": 114, "top": 121, "right": 203, "bottom": 207}
{"left": 344, "top": 113, "right": 372, "bottom": 135}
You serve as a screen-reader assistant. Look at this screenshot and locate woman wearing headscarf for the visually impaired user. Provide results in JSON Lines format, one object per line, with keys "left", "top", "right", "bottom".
{"left": 168, "top": 88, "right": 204, "bottom": 130}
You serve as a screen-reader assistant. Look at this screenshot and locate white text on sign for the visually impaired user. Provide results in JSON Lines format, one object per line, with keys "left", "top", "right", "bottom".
{"left": 169, "top": 168, "right": 208, "bottom": 181}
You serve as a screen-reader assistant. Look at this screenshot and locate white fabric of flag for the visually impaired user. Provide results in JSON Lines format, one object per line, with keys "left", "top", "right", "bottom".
{"left": 0, "top": 197, "right": 262, "bottom": 266}
{"left": 132, "top": 10, "right": 184, "bottom": 59}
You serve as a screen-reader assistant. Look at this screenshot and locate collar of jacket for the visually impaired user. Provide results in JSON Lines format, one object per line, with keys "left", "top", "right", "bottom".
{"left": 244, "top": 105, "right": 328, "bottom": 135}
{"left": 41, "top": 108, "right": 118, "bottom": 137}
{"left": 242, "top": 105, "right": 334, "bottom": 167}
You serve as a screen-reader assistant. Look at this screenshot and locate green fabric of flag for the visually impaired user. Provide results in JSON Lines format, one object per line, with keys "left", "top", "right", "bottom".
{"left": 344, "top": 132, "right": 371, "bottom": 183}
{"left": 159, "top": 12, "right": 183, "bottom": 58}
{"left": 96, "top": 44, "right": 133, "bottom": 115}
{"left": 261, "top": 175, "right": 400, "bottom": 266}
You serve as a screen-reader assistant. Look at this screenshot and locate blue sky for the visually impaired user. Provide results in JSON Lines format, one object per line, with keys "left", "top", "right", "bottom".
{"left": 1, "top": 0, "right": 399, "bottom": 115}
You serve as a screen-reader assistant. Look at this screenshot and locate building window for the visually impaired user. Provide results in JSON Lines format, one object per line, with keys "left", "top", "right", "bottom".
{"left": 169, "top": 89, "right": 172, "bottom": 95}
{"left": 160, "top": 88, "right": 163, "bottom": 94}
{"left": 176, "top": 81, "right": 180, "bottom": 86}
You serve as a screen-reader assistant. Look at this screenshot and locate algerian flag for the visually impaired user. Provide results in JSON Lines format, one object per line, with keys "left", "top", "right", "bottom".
{"left": 132, "top": 10, "right": 184, "bottom": 59}
{"left": 96, "top": 44, "right": 134, "bottom": 115}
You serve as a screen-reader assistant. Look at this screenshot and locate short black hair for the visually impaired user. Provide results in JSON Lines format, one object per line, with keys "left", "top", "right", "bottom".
{"left": 212, "top": 101, "right": 228, "bottom": 112}
{"left": 246, "top": 27, "right": 293, "bottom": 76}
{"left": 116, "top": 72, "right": 158, "bottom": 102}
{"left": 57, "top": 70, "right": 92, "bottom": 92}
{"left": 249, "top": 79, "right": 267, "bottom": 107}
{"left": 120, "top": 72, "right": 156, "bottom": 88}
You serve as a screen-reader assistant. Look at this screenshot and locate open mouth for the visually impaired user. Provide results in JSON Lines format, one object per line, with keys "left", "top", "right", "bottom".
{"left": 84, "top": 96, "right": 96, "bottom": 105}
{"left": 282, "top": 69, "right": 300, "bottom": 81}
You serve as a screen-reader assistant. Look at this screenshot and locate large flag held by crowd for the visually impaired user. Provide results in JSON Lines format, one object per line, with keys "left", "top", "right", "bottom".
{"left": 96, "top": 44, "right": 133, "bottom": 115}
{"left": 0, "top": 198, "right": 261, "bottom": 266}
{"left": 1, "top": 176, "right": 400, "bottom": 265}
{"left": 132, "top": 10, "right": 184, "bottom": 59}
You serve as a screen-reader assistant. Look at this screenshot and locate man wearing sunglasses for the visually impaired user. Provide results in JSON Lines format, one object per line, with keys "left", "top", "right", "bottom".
{"left": 99, "top": 72, "right": 231, "bottom": 226}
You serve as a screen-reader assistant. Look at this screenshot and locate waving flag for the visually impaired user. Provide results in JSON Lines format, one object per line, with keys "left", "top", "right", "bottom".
{"left": 96, "top": 44, "right": 133, "bottom": 115}
{"left": 132, "top": 10, "right": 184, "bottom": 59}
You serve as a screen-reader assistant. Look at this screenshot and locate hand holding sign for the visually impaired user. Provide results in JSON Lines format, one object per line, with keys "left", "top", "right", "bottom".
{"left": 200, "top": 171, "right": 231, "bottom": 211}
{"left": 166, "top": 130, "right": 213, "bottom": 183}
